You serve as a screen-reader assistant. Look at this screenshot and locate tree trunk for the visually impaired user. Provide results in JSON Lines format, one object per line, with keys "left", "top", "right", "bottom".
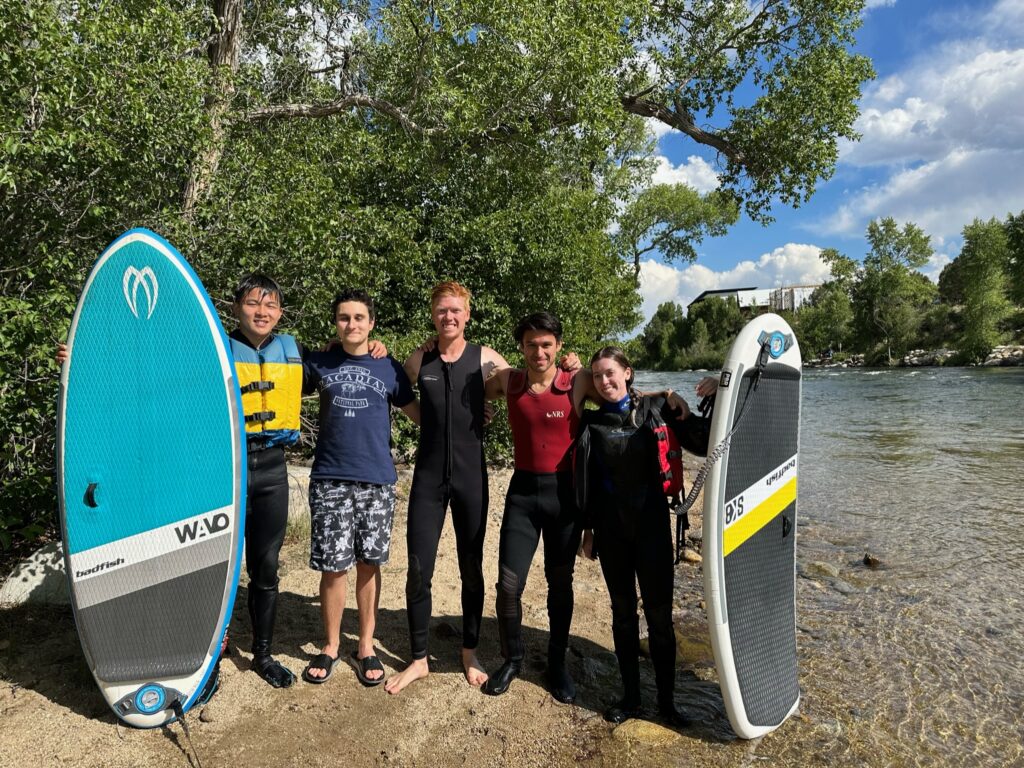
{"left": 182, "top": 0, "right": 243, "bottom": 216}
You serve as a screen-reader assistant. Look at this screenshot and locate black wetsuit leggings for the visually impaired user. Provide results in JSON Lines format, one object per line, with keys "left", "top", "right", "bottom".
{"left": 596, "top": 502, "right": 677, "bottom": 706}
{"left": 495, "top": 471, "right": 582, "bottom": 662}
{"left": 405, "top": 469, "right": 488, "bottom": 659}
{"left": 244, "top": 445, "right": 289, "bottom": 646}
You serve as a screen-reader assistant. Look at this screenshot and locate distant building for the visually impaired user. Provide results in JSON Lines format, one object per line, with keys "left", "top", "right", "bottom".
{"left": 770, "top": 285, "right": 820, "bottom": 312}
{"left": 687, "top": 287, "right": 772, "bottom": 312}
{"left": 688, "top": 285, "right": 820, "bottom": 314}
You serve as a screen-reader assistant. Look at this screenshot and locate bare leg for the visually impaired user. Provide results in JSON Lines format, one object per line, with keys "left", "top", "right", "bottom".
{"left": 354, "top": 562, "right": 383, "bottom": 681}
{"left": 307, "top": 570, "right": 347, "bottom": 680}
{"left": 462, "top": 648, "right": 489, "bottom": 687}
{"left": 384, "top": 657, "right": 429, "bottom": 695}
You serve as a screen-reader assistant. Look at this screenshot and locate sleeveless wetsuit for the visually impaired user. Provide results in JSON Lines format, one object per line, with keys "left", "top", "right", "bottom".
{"left": 405, "top": 343, "right": 488, "bottom": 658}
{"left": 494, "top": 369, "right": 582, "bottom": 670}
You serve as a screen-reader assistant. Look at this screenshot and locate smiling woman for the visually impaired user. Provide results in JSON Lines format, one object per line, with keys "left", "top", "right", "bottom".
{"left": 573, "top": 345, "right": 712, "bottom": 727}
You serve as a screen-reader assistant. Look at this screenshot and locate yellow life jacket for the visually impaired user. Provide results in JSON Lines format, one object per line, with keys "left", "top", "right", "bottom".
{"left": 229, "top": 334, "right": 302, "bottom": 447}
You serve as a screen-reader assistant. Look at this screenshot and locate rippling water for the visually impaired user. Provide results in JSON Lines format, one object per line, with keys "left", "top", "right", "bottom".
{"left": 638, "top": 366, "right": 1024, "bottom": 766}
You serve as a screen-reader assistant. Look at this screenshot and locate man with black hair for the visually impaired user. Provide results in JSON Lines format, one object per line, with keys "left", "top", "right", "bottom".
{"left": 479, "top": 312, "right": 583, "bottom": 703}
{"left": 227, "top": 276, "right": 388, "bottom": 689}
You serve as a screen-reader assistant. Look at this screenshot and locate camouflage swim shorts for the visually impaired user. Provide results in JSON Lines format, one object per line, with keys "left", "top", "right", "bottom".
{"left": 308, "top": 479, "right": 396, "bottom": 572}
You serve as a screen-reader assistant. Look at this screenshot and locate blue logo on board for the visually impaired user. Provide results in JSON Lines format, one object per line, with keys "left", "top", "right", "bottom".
{"left": 758, "top": 330, "right": 793, "bottom": 359}
{"left": 122, "top": 266, "right": 159, "bottom": 319}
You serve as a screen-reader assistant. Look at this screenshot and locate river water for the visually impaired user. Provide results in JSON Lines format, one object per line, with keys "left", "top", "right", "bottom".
{"left": 637, "top": 366, "right": 1024, "bottom": 767}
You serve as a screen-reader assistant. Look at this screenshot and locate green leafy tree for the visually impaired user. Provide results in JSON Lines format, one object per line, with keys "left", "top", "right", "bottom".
{"left": 685, "top": 295, "right": 745, "bottom": 349}
{"left": 938, "top": 258, "right": 966, "bottom": 306}
{"left": 796, "top": 282, "right": 853, "bottom": 356}
{"left": 1005, "top": 210, "right": 1024, "bottom": 307}
{"left": 619, "top": 0, "right": 874, "bottom": 219}
{"left": 614, "top": 185, "right": 738, "bottom": 281}
{"left": 958, "top": 218, "right": 1010, "bottom": 362}
{"left": 850, "top": 218, "right": 936, "bottom": 364}
{"left": 636, "top": 301, "right": 686, "bottom": 370}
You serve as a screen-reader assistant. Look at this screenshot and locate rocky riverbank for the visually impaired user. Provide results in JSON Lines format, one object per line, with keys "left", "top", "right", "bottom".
{"left": 803, "top": 344, "right": 1024, "bottom": 368}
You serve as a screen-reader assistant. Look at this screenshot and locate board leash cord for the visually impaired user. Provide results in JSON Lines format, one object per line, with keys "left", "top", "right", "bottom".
{"left": 171, "top": 701, "right": 205, "bottom": 768}
{"left": 674, "top": 340, "right": 770, "bottom": 517}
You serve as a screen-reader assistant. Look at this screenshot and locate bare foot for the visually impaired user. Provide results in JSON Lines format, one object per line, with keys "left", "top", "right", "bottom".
{"left": 384, "top": 657, "right": 429, "bottom": 695}
{"left": 462, "top": 648, "right": 488, "bottom": 687}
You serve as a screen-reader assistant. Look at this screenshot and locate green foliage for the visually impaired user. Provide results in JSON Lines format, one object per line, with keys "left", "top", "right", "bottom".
{"left": 627, "top": 0, "right": 875, "bottom": 219}
{"left": 1005, "top": 211, "right": 1024, "bottom": 307}
{"left": 614, "top": 185, "right": 738, "bottom": 278}
{"left": 958, "top": 218, "right": 1010, "bottom": 362}
{"left": 916, "top": 303, "right": 962, "bottom": 350}
{"left": 795, "top": 282, "right": 853, "bottom": 355}
{"left": 635, "top": 296, "right": 743, "bottom": 370}
{"left": 938, "top": 257, "right": 967, "bottom": 306}
{"left": 850, "top": 218, "right": 936, "bottom": 364}
{"left": 635, "top": 302, "right": 685, "bottom": 369}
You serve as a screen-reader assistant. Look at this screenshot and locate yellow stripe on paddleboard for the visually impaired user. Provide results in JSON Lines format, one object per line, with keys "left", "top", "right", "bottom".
{"left": 724, "top": 477, "right": 796, "bottom": 557}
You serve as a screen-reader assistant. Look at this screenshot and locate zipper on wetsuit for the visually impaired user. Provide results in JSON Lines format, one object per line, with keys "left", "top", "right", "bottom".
{"left": 443, "top": 360, "right": 453, "bottom": 481}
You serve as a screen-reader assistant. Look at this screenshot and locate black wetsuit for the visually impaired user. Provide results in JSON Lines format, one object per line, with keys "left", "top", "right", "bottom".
{"left": 405, "top": 343, "right": 488, "bottom": 658}
{"left": 229, "top": 329, "right": 302, "bottom": 688}
{"left": 577, "top": 395, "right": 697, "bottom": 713}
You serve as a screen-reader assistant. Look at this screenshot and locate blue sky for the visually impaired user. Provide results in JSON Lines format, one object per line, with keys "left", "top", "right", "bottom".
{"left": 635, "top": 0, "right": 1024, "bottom": 327}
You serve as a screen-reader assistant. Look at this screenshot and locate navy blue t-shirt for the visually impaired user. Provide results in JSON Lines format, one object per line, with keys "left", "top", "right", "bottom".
{"left": 303, "top": 350, "right": 415, "bottom": 485}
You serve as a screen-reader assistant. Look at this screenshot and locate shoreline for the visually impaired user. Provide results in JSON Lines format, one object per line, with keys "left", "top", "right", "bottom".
{"left": 2, "top": 463, "right": 746, "bottom": 768}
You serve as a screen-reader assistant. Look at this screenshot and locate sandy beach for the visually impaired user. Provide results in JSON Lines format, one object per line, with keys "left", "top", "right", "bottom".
{"left": 0, "top": 464, "right": 782, "bottom": 768}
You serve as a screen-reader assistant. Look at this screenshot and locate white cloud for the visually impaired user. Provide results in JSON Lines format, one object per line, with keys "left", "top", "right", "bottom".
{"left": 864, "top": 0, "right": 898, "bottom": 8}
{"left": 988, "top": 0, "right": 1024, "bottom": 32}
{"left": 636, "top": 243, "right": 831, "bottom": 327}
{"left": 822, "top": 148, "right": 1024, "bottom": 239}
{"left": 844, "top": 47, "right": 1024, "bottom": 167}
{"left": 649, "top": 154, "right": 720, "bottom": 194}
{"left": 826, "top": 22, "right": 1024, "bottom": 239}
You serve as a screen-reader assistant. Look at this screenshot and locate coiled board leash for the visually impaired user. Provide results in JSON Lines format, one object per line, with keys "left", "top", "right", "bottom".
{"left": 675, "top": 340, "right": 771, "bottom": 518}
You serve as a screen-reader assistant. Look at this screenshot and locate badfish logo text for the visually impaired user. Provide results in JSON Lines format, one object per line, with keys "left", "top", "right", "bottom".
{"left": 76, "top": 557, "right": 125, "bottom": 578}
{"left": 122, "top": 266, "right": 159, "bottom": 319}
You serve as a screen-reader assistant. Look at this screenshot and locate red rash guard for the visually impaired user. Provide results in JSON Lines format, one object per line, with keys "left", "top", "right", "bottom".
{"left": 506, "top": 368, "right": 579, "bottom": 473}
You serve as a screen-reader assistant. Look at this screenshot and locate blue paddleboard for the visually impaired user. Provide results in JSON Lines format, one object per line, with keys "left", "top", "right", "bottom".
{"left": 702, "top": 313, "right": 801, "bottom": 739}
{"left": 57, "top": 229, "right": 245, "bottom": 727}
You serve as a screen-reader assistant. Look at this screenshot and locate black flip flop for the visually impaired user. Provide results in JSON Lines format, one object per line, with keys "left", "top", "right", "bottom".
{"left": 302, "top": 652, "right": 339, "bottom": 684}
{"left": 350, "top": 651, "right": 386, "bottom": 687}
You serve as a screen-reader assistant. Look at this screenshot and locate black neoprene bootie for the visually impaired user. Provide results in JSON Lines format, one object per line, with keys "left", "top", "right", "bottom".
{"left": 657, "top": 698, "right": 692, "bottom": 728}
{"left": 482, "top": 660, "right": 521, "bottom": 696}
{"left": 603, "top": 697, "right": 642, "bottom": 724}
{"left": 249, "top": 587, "right": 295, "bottom": 689}
{"left": 546, "top": 646, "right": 576, "bottom": 704}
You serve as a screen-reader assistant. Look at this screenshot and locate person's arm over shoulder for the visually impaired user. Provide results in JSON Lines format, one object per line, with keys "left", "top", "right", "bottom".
{"left": 484, "top": 367, "right": 514, "bottom": 401}
{"left": 390, "top": 356, "right": 420, "bottom": 425}
{"left": 667, "top": 396, "right": 714, "bottom": 458}
{"left": 571, "top": 368, "right": 597, "bottom": 416}
{"left": 299, "top": 342, "right": 321, "bottom": 396}
{"left": 480, "top": 345, "right": 510, "bottom": 382}
{"left": 404, "top": 347, "right": 424, "bottom": 387}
